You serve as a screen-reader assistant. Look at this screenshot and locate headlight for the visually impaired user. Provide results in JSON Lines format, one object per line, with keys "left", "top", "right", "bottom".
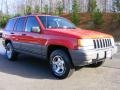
{"left": 78, "top": 39, "right": 94, "bottom": 49}
{"left": 78, "top": 39, "right": 94, "bottom": 46}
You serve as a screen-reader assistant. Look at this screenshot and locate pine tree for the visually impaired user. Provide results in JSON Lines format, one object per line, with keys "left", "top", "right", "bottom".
{"left": 71, "top": 0, "right": 80, "bottom": 25}
{"left": 90, "top": 0, "right": 104, "bottom": 26}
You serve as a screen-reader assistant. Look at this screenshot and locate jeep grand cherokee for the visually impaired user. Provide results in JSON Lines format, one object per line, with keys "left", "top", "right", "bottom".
{"left": 2, "top": 15, "right": 117, "bottom": 79}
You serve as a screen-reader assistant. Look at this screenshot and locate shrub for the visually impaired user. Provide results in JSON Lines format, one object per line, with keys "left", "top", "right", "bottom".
{"left": 0, "top": 15, "right": 10, "bottom": 28}
{"left": 14, "top": 13, "right": 21, "bottom": 17}
{"left": 111, "top": 13, "right": 120, "bottom": 28}
{"left": 34, "top": 5, "right": 40, "bottom": 13}
{"left": 25, "top": 5, "right": 32, "bottom": 15}
{"left": 112, "top": 0, "right": 120, "bottom": 24}
{"left": 91, "top": 9, "right": 104, "bottom": 26}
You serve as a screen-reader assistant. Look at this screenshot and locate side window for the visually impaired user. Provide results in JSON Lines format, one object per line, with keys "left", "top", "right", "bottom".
{"left": 14, "top": 18, "right": 26, "bottom": 32}
{"left": 5, "top": 19, "right": 16, "bottom": 31}
{"left": 25, "top": 16, "right": 39, "bottom": 32}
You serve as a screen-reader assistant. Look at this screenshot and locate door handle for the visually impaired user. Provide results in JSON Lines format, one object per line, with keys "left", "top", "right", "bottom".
{"left": 11, "top": 33, "right": 14, "bottom": 34}
{"left": 22, "top": 34, "right": 26, "bottom": 36}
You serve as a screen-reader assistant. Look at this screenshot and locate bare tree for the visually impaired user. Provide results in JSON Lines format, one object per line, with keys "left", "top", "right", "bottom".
{"left": 40, "top": 0, "right": 43, "bottom": 13}
{"left": 88, "top": 0, "right": 91, "bottom": 12}
{"left": 0, "top": 0, "right": 3, "bottom": 12}
{"left": 62, "top": 0, "right": 65, "bottom": 9}
{"left": 103, "top": 0, "right": 107, "bottom": 12}
{"left": 5, "top": 0, "right": 9, "bottom": 14}
{"left": 49, "top": 0, "right": 53, "bottom": 14}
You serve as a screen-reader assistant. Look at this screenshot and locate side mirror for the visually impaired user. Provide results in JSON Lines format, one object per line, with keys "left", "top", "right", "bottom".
{"left": 31, "top": 27, "right": 41, "bottom": 33}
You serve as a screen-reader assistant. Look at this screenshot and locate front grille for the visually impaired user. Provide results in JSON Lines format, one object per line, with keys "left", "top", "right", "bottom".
{"left": 93, "top": 39, "right": 112, "bottom": 49}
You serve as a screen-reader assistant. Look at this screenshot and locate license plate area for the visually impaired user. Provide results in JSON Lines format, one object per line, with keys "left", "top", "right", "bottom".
{"left": 93, "top": 52, "right": 105, "bottom": 63}
{"left": 95, "top": 52, "right": 104, "bottom": 60}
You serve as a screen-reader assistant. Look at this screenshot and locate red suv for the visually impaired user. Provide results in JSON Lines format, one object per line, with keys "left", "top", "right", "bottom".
{"left": 2, "top": 15, "right": 117, "bottom": 79}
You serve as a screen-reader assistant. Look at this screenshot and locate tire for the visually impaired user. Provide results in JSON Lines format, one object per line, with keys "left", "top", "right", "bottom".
{"left": 6, "top": 43, "right": 18, "bottom": 61}
{"left": 89, "top": 61, "right": 104, "bottom": 68}
{"left": 49, "top": 50, "right": 74, "bottom": 79}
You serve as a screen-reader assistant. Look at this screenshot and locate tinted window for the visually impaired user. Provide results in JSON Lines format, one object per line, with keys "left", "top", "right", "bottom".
{"left": 14, "top": 18, "right": 26, "bottom": 32}
{"left": 5, "top": 19, "right": 16, "bottom": 31}
{"left": 39, "top": 16, "right": 76, "bottom": 29}
{"left": 25, "top": 16, "right": 39, "bottom": 32}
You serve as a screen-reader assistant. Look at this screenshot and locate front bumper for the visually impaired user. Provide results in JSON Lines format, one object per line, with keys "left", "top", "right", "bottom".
{"left": 69, "top": 46, "right": 118, "bottom": 66}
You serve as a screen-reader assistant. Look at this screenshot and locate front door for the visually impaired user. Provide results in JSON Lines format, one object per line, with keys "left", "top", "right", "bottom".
{"left": 20, "top": 16, "right": 44, "bottom": 56}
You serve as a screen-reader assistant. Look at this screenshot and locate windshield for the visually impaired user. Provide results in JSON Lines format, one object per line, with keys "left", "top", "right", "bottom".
{"left": 39, "top": 16, "right": 76, "bottom": 29}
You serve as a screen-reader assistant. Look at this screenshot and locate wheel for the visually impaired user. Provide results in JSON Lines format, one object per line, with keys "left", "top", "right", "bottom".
{"left": 89, "top": 61, "right": 104, "bottom": 67}
{"left": 6, "top": 43, "right": 18, "bottom": 61}
{"left": 49, "top": 50, "right": 74, "bottom": 79}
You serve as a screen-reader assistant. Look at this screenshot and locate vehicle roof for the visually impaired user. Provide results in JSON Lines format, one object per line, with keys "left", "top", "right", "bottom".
{"left": 10, "top": 14, "right": 59, "bottom": 20}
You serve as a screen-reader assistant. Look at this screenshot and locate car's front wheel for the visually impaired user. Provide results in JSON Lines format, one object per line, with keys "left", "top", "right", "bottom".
{"left": 6, "top": 43, "right": 18, "bottom": 61}
{"left": 50, "top": 50, "right": 74, "bottom": 79}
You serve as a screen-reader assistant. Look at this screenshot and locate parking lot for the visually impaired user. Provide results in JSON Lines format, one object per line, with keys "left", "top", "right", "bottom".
{"left": 0, "top": 39, "right": 120, "bottom": 90}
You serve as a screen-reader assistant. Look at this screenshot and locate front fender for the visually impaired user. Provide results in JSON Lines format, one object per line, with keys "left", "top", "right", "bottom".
{"left": 45, "top": 38, "right": 77, "bottom": 49}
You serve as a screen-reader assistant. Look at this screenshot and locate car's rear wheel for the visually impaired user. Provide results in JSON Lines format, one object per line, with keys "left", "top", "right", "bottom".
{"left": 89, "top": 61, "right": 104, "bottom": 67}
{"left": 49, "top": 50, "right": 74, "bottom": 79}
{"left": 6, "top": 43, "right": 18, "bottom": 61}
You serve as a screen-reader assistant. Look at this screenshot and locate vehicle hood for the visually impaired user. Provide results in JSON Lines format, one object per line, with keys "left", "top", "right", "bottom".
{"left": 46, "top": 28, "right": 112, "bottom": 39}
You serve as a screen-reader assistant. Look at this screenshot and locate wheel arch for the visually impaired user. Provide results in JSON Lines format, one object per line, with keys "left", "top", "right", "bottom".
{"left": 5, "top": 39, "right": 12, "bottom": 46}
{"left": 47, "top": 45, "right": 74, "bottom": 67}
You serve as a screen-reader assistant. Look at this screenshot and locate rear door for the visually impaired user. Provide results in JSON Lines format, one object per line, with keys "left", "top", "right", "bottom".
{"left": 12, "top": 17, "right": 26, "bottom": 50}
{"left": 3, "top": 19, "right": 16, "bottom": 40}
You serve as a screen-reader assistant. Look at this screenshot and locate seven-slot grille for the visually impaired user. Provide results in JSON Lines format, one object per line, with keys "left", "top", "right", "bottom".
{"left": 93, "top": 39, "right": 112, "bottom": 49}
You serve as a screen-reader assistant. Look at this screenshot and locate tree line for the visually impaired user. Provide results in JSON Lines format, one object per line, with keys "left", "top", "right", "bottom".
{"left": 0, "top": 0, "right": 118, "bottom": 15}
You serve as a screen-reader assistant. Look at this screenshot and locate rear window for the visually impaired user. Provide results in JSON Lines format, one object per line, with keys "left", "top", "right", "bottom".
{"left": 5, "top": 19, "right": 16, "bottom": 31}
